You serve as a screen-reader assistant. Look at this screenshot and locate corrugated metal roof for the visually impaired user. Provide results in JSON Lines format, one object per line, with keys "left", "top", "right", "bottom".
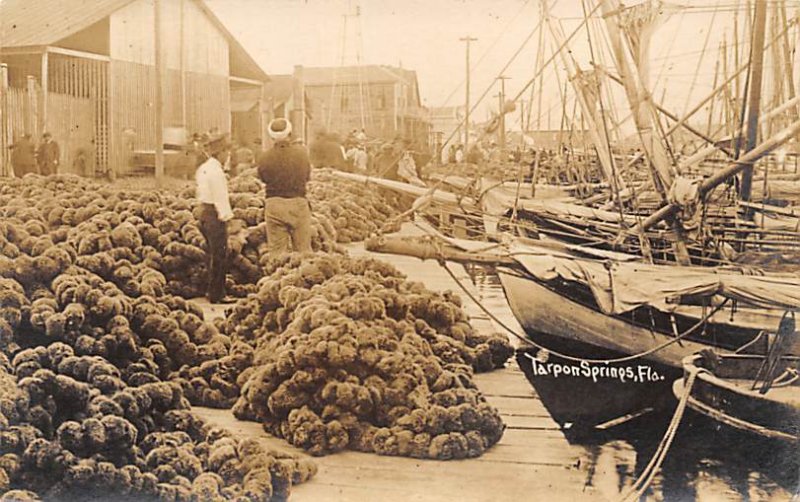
{"left": 0, "top": 0, "right": 131, "bottom": 48}
{"left": 0, "top": 0, "right": 267, "bottom": 81}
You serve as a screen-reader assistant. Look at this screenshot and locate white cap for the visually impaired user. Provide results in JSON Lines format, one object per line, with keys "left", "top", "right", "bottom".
{"left": 268, "top": 118, "right": 292, "bottom": 141}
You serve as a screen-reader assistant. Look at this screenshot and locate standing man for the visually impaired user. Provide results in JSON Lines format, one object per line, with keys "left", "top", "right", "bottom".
{"left": 352, "top": 145, "right": 368, "bottom": 173}
{"left": 454, "top": 144, "right": 464, "bottom": 164}
{"left": 37, "top": 132, "right": 60, "bottom": 175}
{"left": 375, "top": 143, "right": 400, "bottom": 181}
{"left": 257, "top": 118, "right": 312, "bottom": 253}
{"left": 9, "top": 134, "right": 36, "bottom": 177}
{"left": 195, "top": 133, "right": 234, "bottom": 304}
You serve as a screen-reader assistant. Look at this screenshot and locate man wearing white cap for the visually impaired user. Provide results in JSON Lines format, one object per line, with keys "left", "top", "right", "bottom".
{"left": 257, "top": 118, "right": 312, "bottom": 253}
{"left": 195, "top": 133, "right": 234, "bottom": 303}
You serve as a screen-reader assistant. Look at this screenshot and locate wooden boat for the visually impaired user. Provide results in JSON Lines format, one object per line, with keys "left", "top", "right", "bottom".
{"left": 672, "top": 352, "right": 799, "bottom": 443}
{"left": 514, "top": 340, "right": 676, "bottom": 434}
{"left": 499, "top": 270, "right": 732, "bottom": 369}
{"left": 497, "top": 242, "right": 800, "bottom": 367}
{"left": 495, "top": 244, "right": 800, "bottom": 430}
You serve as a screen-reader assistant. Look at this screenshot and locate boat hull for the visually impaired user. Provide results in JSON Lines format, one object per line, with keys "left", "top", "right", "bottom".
{"left": 498, "top": 271, "right": 721, "bottom": 369}
{"left": 674, "top": 354, "right": 800, "bottom": 443}
{"left": 515, "top": 342, "right": 676, "bottom": 432}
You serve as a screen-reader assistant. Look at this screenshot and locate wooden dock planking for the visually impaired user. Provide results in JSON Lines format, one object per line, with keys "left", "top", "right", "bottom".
{"left": 192, "top": 229, "right": 604, "bottom": 500}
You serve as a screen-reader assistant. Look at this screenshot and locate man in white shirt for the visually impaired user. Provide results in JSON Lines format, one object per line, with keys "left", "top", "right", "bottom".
{"left": 455, "top": 145, "right": 464, "bottom": 163}
{"left": 195, "top": 133, "right": 234, "bottom": 303}
{"left": 347, "top": 145, "right": 369, "bottom": 173}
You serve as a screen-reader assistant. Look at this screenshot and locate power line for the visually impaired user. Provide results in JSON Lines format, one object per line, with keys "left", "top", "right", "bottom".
{"left": 436, "top": 0, "right": 533, "bottom": 109}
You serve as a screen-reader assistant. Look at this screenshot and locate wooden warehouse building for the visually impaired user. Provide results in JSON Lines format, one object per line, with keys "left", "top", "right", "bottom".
{"left": 0, "top": 0, "right": 269, "bottom": 177}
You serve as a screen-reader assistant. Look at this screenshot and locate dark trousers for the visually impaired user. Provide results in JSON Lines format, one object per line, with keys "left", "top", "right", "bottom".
{"left": 198, "top": 204, "right": 228, "bottom": 302}
{"left": 12, "top": 163, "right": 36, "bottom": 177}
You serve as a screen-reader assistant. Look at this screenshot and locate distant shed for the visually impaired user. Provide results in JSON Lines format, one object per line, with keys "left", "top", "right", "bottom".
{"left": 0, "top": 0, "right": 269, "bottom": 177}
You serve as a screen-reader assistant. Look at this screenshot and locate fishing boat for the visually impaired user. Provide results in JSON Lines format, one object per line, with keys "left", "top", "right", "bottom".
{"left": 672, "top": 350, "right": 799, "bottom": 443}
{"left": 497, "top": 241, "right": 800, "bottom": 429}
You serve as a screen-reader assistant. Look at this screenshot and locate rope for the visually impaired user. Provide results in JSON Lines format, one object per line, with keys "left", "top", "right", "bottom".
{"left": 734, "top": 330, "right": 766, "bottom": 353}
{"left": 618, "top": 368, "right": 699, "bottom": 502}
{"left": 439, "top": 260, "right": 731, "bottom": 364}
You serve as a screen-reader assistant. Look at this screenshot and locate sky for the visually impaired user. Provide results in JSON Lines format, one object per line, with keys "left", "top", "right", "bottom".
{"left": 206, "top": 0, "right": 800, "bottom": 132}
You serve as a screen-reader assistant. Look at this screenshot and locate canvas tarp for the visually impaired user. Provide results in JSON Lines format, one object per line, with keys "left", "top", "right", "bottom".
{"left": 510, "top": 242, "right": 800, "bottom": 315}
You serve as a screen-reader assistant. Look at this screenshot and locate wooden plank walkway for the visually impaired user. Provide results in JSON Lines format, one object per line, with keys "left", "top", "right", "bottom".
{"left": 193, "top": 226, "right": 609, "bottom": 501}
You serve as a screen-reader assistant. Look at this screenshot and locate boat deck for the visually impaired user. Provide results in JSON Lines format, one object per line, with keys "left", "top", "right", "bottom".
{"left": 191, "top": 228, "right": 614, "bottom": 501}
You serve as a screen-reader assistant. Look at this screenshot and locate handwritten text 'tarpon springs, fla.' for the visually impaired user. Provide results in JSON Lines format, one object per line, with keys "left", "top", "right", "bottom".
{"left": 522, "top": 353, "right": 667, "bottom": 384}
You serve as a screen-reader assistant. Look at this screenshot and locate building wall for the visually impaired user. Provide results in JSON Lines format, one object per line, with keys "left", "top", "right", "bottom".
{"left": 109, "top": 0, "right": 228, "bottom": 75}
{"left": 305, "top": 82, "right": 395, "bottom": 138}
{"left": 430, "top": 108, "right": 463, "bottom": 148}
{"left": 109, "top": 61, "right": 229, "bottom": 173}
{"left": 108, "top": 0, "right": 231, "bottom": 174}
{"left": 0, "top": 54, "right": 43, "bottom": 89}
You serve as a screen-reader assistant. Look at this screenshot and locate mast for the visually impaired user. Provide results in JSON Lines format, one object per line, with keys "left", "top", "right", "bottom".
{"left": 739, "top": 0, "right": 768, "bottom": 206}
{"left": 497, "top": 75, "right": 510, "bottom": 149}
{"left": 542, "top": 2, "right": 623, "bottom": 193}
{"left": 598, "top": 0, "right": 674, "bottom": 195}
{"left": 598, "top": 0, "right": 690, "bottom": 264}
{"left": 778, "top": 1, "right": 799, "bottom": 127}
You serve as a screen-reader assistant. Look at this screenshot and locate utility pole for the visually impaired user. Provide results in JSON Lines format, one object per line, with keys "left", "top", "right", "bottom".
{"left": 459, "top": 36, "right": 477, "bottom": 155}
{"left": 496, "top": 75, "right": 510, "bottom": 149}
{"left": 154, "top": 0, "right": 165, "bottom": 182}
{"left": 739, "top": 0, "right": 768, "bottom": 206}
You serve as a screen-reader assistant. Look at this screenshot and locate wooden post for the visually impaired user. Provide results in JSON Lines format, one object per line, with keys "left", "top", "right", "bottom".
{"left": 25, "top": 76, "right": 37, "bottom": 140}
{"left": 530, "top": 149, "right": 541, "bottom": 198}
{"left": 154, "top": 0, "right": 165, "bottom": 182}
{"left": 460, "top": 36, "right": 477, "bottom": 154}
{"left": 107, "top": 60, "right": 116, "bottom": 181}
{"left": 0, "top": 64, "right": 8, "bottom": 177}
{"left": 41, "top": 49, "right": 48, "bottom": 140}
{"left": 497, "top": 75, "right": 510, "bottom": 149}
{"left": 293, "top": 65, "right": 306, "bottom": 143}
{"left": 258, "top": 87, "right": 267, "bottom": 149}
{"left": 739, "top": 0, "right": 768, "bottom": 206}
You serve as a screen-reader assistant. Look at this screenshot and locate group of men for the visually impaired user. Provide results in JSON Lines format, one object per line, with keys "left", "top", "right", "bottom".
{"left": 195, "top": 118, "right": 310, "bottom": 303}
{"left": 8, "top": 132, "right": 60, "bottom": 177}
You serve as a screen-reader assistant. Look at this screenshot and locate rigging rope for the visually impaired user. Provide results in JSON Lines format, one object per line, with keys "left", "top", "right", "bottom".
{"left": 617, "top": 368, "right": 700, "bottom": 502}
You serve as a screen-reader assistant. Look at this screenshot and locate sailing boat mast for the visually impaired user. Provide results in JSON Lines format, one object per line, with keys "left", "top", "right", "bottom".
{"left": 739, "top": 0, "right": 768, "bottom": 207}
{"left": 541, "top": 2, "right": 624, "bottom": 195}
{"left": 598, "top": 0, "right": 675, "bottom": 195}
{"left": 598, "top": 0, "right": 691, "bottom": 264}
